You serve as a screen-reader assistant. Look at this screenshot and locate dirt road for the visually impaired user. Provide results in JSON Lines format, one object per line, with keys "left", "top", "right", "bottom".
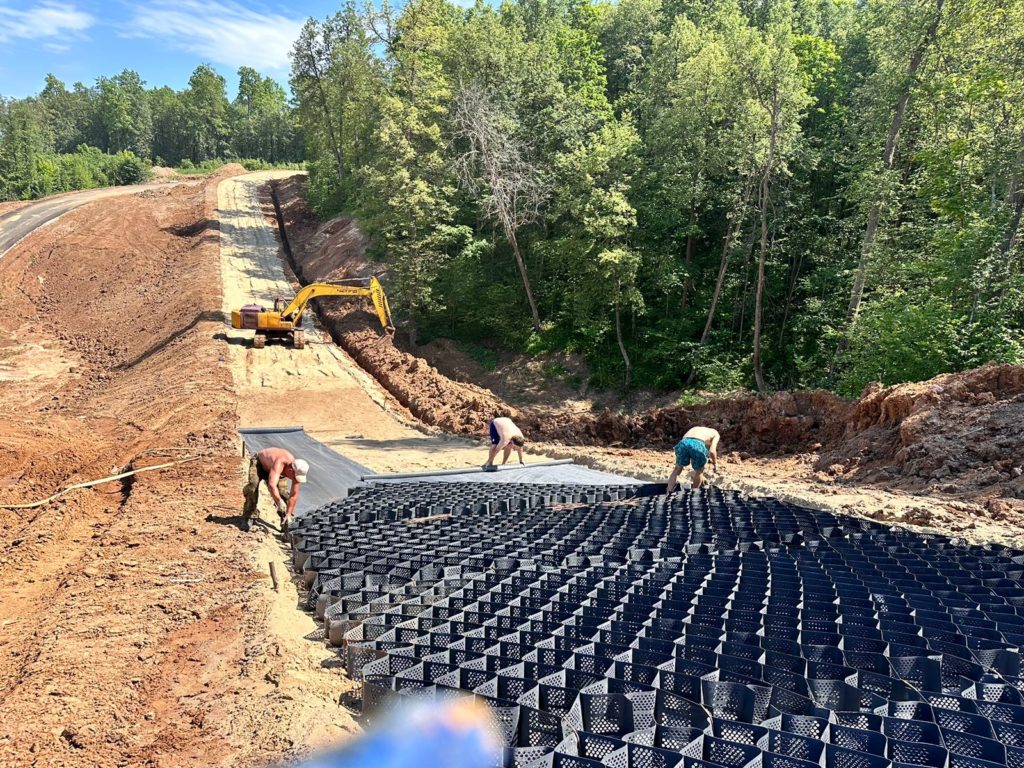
{"left": 0, "top": 182, "right": 186, "bottom": 257}
{"left": 218, "top": 172, "right": 516, "bottom": 474}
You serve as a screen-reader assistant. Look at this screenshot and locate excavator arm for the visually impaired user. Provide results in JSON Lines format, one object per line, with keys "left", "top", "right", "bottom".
{"left": 279, "top": 277, "right": 395, "bottom": 333}
{"left": 367, "top": 276, "right": 395, "bottom": 334}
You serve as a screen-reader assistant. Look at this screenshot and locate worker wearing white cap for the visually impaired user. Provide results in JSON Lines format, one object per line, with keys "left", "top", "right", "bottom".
{"left": 242, "top": 447, "right": 309, "bottom": 532}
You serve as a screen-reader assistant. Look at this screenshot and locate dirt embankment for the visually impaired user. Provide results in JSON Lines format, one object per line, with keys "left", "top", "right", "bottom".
{"left": 0, "top": 166, "right": 320, "bottom": 768}
{"left": 820, "top": 365, "right": 1024, "bottom": 501}
{"left": 271, "top": 174, "right": 1024, "bottom": 516}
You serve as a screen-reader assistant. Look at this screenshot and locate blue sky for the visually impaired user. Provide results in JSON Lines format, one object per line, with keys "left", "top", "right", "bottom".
{"left": 0, "top": 0, "right": 346, "bottom": 98}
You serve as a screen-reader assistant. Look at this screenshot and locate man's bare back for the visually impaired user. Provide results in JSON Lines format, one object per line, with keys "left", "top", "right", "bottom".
{"left": 245, "top": 447, "right": 308, "bottom": 528}
{"left": 682, "top": 426, "right": 720, "bottom": 450}
{"left": 666, "top": 426, "right": 721, "bottom": 494}
{"left": 257, "top": 446, "right": 295, "bottom": 471}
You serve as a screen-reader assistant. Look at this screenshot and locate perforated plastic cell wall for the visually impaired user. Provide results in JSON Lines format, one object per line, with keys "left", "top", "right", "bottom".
{"left": 290, "top": 482, "right": 1024, "bottom": 768}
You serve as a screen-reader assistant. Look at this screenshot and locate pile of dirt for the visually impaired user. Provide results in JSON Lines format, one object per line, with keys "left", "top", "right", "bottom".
{"left": 150, "top": 165, "right": 179, "bottom": 180}
{"left": 532, "top": 389, "right": 850, "bottom": 453}
{"left": 210, "top": 162, "right": 248, "bottom": 180}
{"left": 819, "top": 364, "right": 1024, "bottom": 499}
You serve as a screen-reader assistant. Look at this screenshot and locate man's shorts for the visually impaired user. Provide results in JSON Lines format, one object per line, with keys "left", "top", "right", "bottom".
{"left": 489, "top": 420, "right": 500, "bottom": 445}
{"left": 674, "top": 437, "right": 709, "bottom": 470}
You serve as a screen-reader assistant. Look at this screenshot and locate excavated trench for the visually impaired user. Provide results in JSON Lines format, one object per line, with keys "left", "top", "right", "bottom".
{"left": 289, "top": 482, "right": 1024, "bottom": 768}
{"left": 266, "top": 178, "right": 850, "bottom": 456}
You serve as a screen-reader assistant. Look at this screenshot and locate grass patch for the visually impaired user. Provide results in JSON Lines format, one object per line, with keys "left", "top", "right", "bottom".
{"left": 675, "top": 391, "right": 711, "bottom": 407}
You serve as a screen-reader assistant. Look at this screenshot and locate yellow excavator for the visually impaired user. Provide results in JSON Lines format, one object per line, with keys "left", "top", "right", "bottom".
{"left": 230, "top": 276, "right": 394, "bottom": 349}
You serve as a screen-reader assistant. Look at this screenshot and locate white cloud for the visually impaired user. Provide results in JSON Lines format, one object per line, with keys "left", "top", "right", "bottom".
{"left": 0, "top": 2, "right": 94, "bottom": 44}
{"left": 125, "top": 0, "right": 303, "bottom": 72}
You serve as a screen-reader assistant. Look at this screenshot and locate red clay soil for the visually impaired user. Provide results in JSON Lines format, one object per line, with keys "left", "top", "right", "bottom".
{"left": 819, "top": 365, "right": 1024, "bottom": 498}
{"left": 271, "top": 174, "right": 1024, "bottom": 514}
{"left": 0, "top": 164, "right": 310, "bottom": 768}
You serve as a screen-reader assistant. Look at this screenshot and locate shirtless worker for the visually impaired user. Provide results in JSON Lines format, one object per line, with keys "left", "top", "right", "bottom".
{"left": 242, "top": 447, "right": 309, "bottom": 532}
{"left": 666, "top": 426, "right": 720, "bottom": 494}
{"left": 484, "top": 416, "right": 526, "bottom": 469}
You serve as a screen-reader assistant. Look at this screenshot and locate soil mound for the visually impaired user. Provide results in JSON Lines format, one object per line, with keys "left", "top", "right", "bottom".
{"left": 210, "top": 162, "right": 248, "bottom": 180}
{"left": 819, "top": 364, "right": 1024, "bottom": 497}
{"left": 150, "top": 165, "right": 178, "bottom": 180}
{"left": 534, "top": 389, "right": 849, "bottom": 452}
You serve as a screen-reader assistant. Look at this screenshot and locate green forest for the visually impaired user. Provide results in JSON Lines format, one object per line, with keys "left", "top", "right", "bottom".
{"left": 292, "top": 0, "right": 1024, "bottom": 395}
{"left": 0, "top": 65, "right": 301, "bottom": 200}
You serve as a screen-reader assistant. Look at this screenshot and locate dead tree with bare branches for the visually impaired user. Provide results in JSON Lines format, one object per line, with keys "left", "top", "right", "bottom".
{"left": 451, "top": 82, "right": 549, "bottom": 331}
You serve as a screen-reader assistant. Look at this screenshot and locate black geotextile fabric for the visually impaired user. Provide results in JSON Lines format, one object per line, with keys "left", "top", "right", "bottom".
{"left": 290, "top": 483, "right": 1024, "bottom": 768}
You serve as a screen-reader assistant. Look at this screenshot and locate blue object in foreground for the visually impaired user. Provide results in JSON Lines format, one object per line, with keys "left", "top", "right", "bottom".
{"left": 299, "top": 698, "right": 502, "bottom": 768}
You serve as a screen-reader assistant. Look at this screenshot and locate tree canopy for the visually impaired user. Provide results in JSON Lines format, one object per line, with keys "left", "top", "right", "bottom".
{"left": 293, "top": 0, "right": 1024, "bottom": 395}
{"left": 1, "top": 65, "right": 302, "bottom": 201}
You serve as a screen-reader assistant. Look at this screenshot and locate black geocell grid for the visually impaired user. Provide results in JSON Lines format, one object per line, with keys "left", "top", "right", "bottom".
{"left": 290, "top": 482, "right": 1024, "bottom": 768}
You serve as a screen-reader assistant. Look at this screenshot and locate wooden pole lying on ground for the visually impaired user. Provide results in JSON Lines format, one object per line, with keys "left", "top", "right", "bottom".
{"left": 1, "top": 456, "right": 204, "bottom": 511}
{"left": 269, "top": 561, "right": 281, "bottom": 592}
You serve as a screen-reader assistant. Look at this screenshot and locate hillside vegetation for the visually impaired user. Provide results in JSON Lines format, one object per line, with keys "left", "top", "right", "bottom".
{"left": 292, "top": 0, "right": 1024, "bottom": 395}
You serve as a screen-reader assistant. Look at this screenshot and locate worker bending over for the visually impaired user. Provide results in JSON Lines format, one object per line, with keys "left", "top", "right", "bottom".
{"left": 484, "top": 416, "right": 526, "bottom": 468}
{"left": 242, "top": 447, "right": 309, "bottom": 532}
{"left": 666, "top": 426, "right": 720, "bottom": 494}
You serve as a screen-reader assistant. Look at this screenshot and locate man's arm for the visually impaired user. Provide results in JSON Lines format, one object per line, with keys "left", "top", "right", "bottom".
{"left": 286, "top": 484, "right": 299, "bottom": 517}
{"left": 709, "top": 433, "right": 720, "bottom": 466}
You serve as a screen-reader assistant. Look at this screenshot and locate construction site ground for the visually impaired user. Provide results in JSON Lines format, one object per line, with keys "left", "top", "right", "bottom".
{"left": 0, "top": 168, "right": 1021, "bottom": 768}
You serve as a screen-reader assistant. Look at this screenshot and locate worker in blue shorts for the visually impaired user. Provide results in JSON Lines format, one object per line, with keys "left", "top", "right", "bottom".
{"left": 484, "top": 416, "right": 526, "bottom": 469}
{"left": 666, "top": 426, "right": 720, "bottom": 493}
